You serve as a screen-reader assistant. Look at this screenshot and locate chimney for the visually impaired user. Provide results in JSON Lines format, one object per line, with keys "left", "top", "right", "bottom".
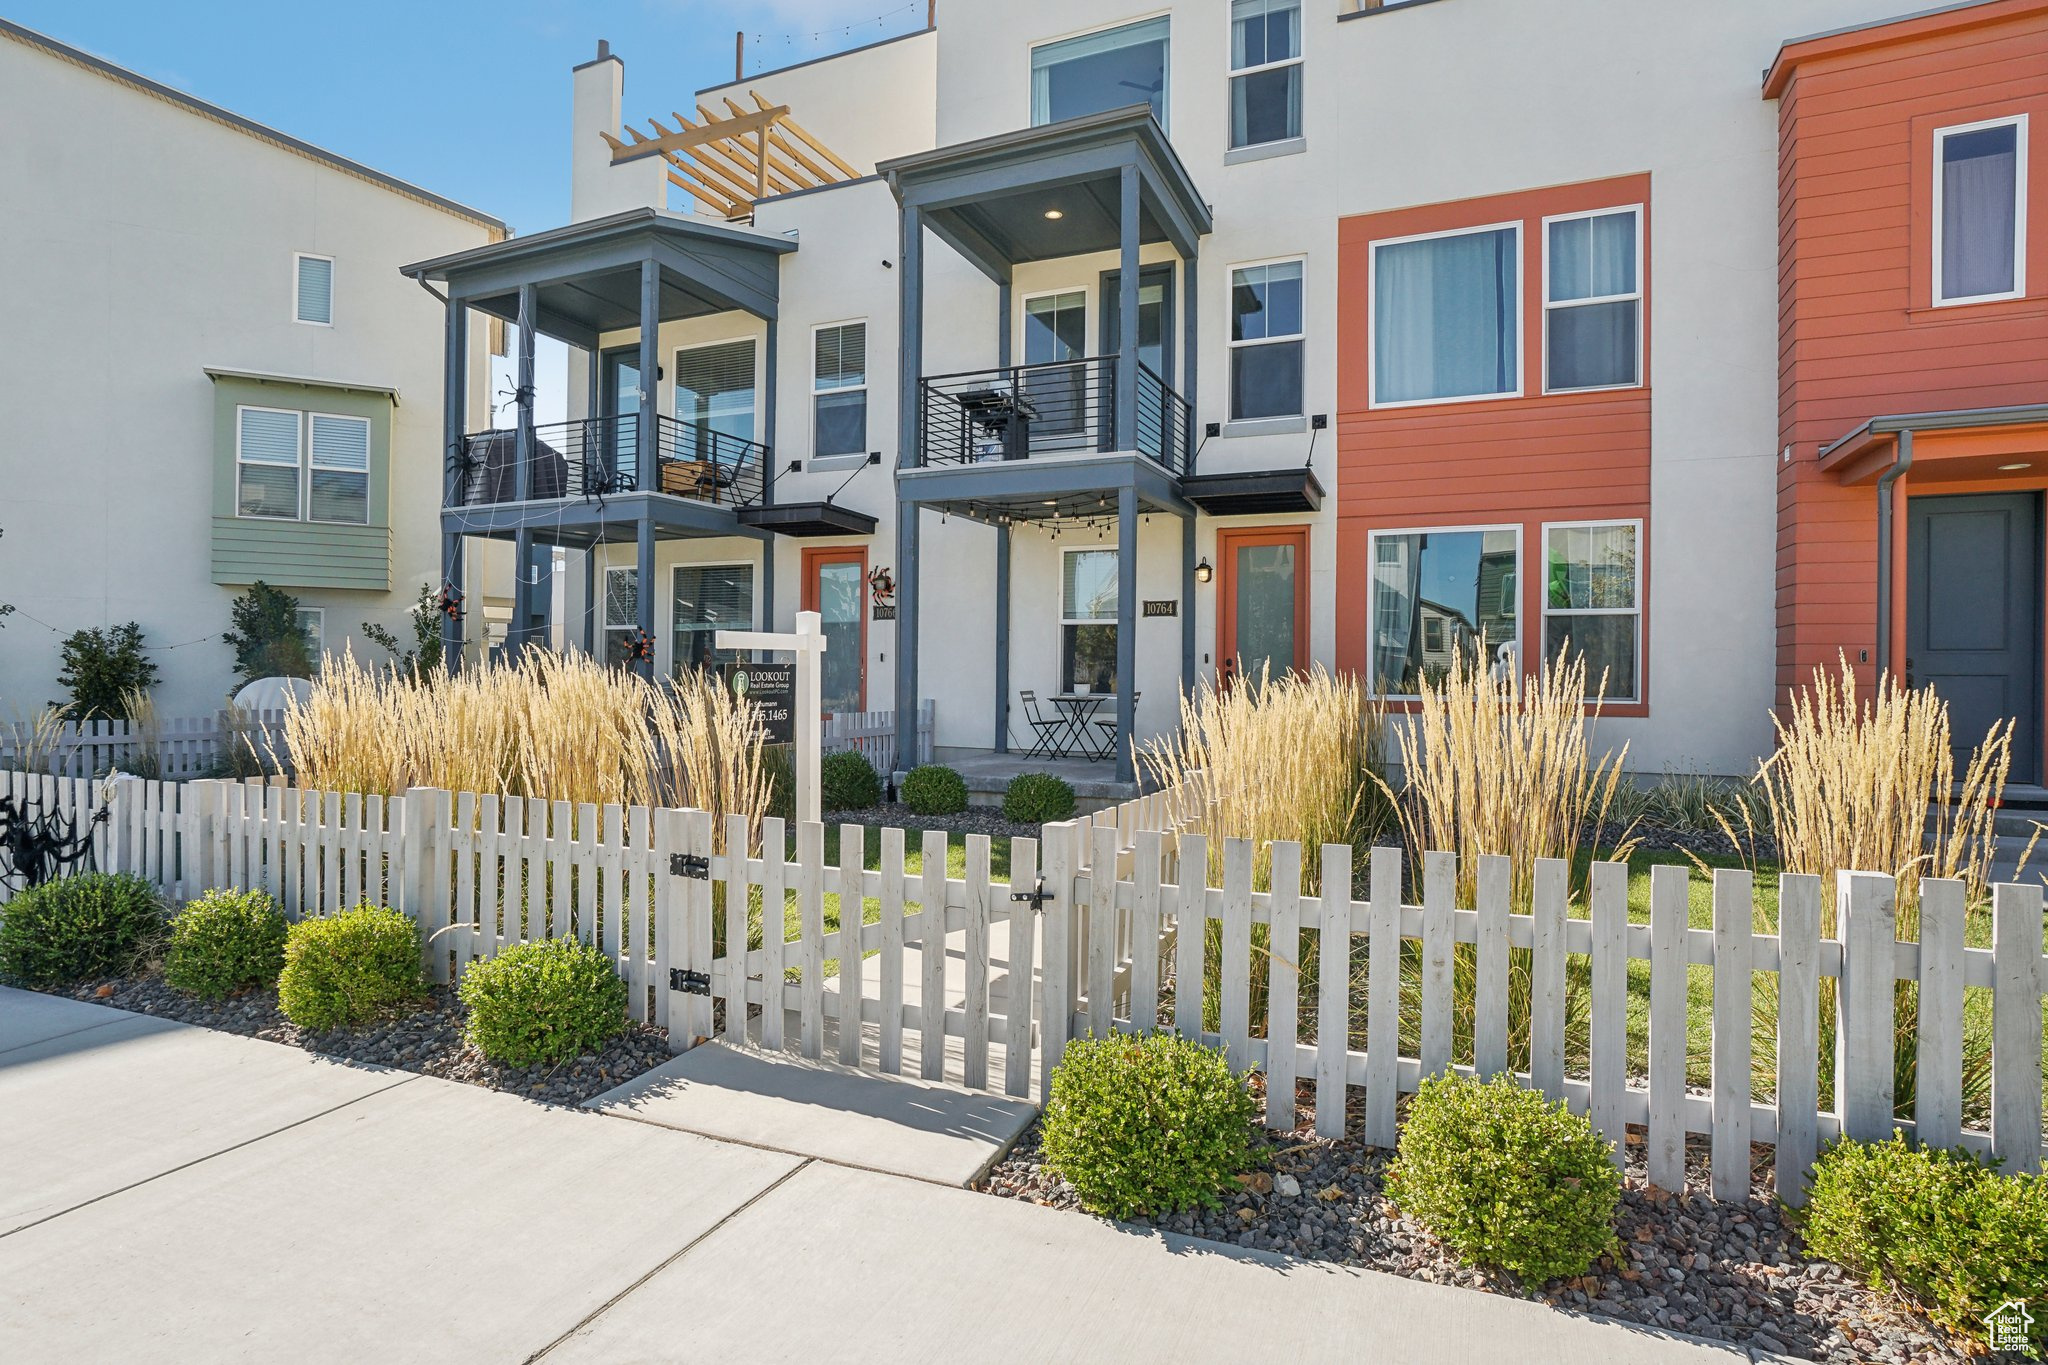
{"left": 570, "top": 39, "right": 666, "bottom": 223}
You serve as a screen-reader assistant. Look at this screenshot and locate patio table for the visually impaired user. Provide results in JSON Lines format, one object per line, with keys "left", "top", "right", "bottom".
{"left": 1050, "top": 693, "right": 1112, "bottom": 759}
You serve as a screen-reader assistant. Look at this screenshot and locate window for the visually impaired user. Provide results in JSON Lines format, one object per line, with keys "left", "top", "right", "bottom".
{"left": 1030, "top": 17, "right": 1168, "bottom": 128}
{"left": 1545, "top": 207, "right": 1640, "bottom": 392}
{"left": 1061, "top": 547, "right": 1119, "bottom": 693}
{"left": 812, "top": 322, "right": 868, "bottom": 458}
{"left": 1230, "top": 0, "right": 1301, "bottom": 149}
{"left": 236, "top": 407, "right": 303, "bottom": 520}
{"left": 1371, "top": 223, "right": 1520, "bottom": 406}
{"left": 236, "top": 407, "right": 369, "bottom": 524}
{"left": 674, "top": 339, "right": 757, "bottom": 459}
{"left": 1543, "top": 521, "right": 1640, "bottom": 701}
{"left": 1935, "top": 116, "right": 2026, "bottom": 305}
{"left": 1024, "top": 291, "right": 1089, "bottom": 438}
{"left": 1368, "top": 527, "right": 1520, "bottom": 694}
{"left": 1229, "top": 259, "right": 1305, "bottom": 419}
{"left": 308, "top": 414, "right": 370, "bottom": 524}
{"left": 295, "top": 608, "right": 325, "bottom": 673}
{"left": 672, "top": 563, "right": 754, "bottom": 675}
{"left": 603, "top": 567, "right": 639, "bottom": 667}
{"left": 295, "top": 253, "right": 333, "bottom": 326}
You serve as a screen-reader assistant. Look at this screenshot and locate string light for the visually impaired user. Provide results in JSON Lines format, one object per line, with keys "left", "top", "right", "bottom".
{"left": 748, "top": 2, "right": 921, "bottom": 66}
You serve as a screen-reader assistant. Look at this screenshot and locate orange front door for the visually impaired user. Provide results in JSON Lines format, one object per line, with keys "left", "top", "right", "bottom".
{"left": 1217, "top": 527, "right": 1310, "bottom": 689}
{"left": 802, "top": 546, "right": 868, "bottom": 713}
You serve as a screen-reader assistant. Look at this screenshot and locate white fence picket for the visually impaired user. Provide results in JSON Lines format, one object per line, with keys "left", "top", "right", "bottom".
{"left": 837, "top": 823, "right": 866, "bottom": 1065}
{"left": 1647, "top": 864, "right": 1689, "bottom": 1192}
{"left": 1218, "top": 837, "right": 1254, "bottom": 1073}
{"left": 1530, "top": 858, "right": 1568, "bottom": 1100}
{"left": 879, "top": 824, "right": 906, "bottom": 1074}
{"left": 1473, "top": 854, "right": 1510, "bottom": 1080}
{"left": 759, "top": 816, "right": 789, "bottom": 1052}
{"left": 1711, "top": 868, "right": 1754, "bottom": 1202}
{"left": 918, "top": 828, "right": 948, "bottom": 1082}
{"left": 1317, "top": 842, "right": 1354, "bottom": 1141}
{"left": 1362, "top": 844, "right": 1400, "bottom": 1148}
{"left": 1265, "top": 840, "right": 1302, "bottom": 1130}
{"left": 1915, "top": 876, "right": 1966, "bottom": 1151}
{"left": 1418, "top": 851, "right": 1455, "bottom": 1081}
{"left": 1990, "top": 882, "right": 2044, "bottom": 1175}
{"left": 1588, "top": 860, "right": 1628, "bottom": 1166}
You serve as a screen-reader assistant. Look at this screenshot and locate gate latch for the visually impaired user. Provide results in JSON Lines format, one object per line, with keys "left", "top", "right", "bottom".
{"left": 669, "top": 968, "right": 711, "bottom": 995}
{"left": 1009, "top": 877, "right": 1054, "bottom": 913}
{"left": 669, "top": 852, "right": 710, "bottom": 880}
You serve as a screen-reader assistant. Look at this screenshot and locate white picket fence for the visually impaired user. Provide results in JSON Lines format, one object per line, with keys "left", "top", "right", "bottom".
{"left": 822, "top": 701, "right": 933, "bottom": 775}
{"left": 0, "top": 711, "right": 288, "bottom": 781}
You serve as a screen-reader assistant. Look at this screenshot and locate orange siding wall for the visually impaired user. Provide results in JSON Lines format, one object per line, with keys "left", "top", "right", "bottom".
{"left": 1335, "top": 175, "right": 1652, "bottom": 713}
{"left": 1773, "top": 1, "right": 2048, "bottom": 696}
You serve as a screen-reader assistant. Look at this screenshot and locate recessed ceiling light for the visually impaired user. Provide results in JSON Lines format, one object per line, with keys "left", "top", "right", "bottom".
{"left": 1043, "top": 209, "right": 1064, "bottom": 220}
{"left": 2001, "top": 462, "right": 2032, "bottom": 471}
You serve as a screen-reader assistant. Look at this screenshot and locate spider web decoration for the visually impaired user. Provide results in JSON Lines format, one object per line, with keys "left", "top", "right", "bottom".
{"left": 0, "top": 790, "right": 110, "bottom": 892}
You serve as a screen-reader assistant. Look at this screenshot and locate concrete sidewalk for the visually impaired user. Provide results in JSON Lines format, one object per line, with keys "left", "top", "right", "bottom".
{"left": 0, "top": 987, "right": 1764, "bottom": 1364}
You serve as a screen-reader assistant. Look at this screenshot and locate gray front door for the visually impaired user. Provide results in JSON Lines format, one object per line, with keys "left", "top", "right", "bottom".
{"left": 1906, "top": 492, "right": 2040, "bottom": 783}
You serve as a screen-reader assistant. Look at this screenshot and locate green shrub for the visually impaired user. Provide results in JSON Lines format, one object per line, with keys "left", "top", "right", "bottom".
{"left": 901, "top": 764, "right": 967, "bottom": 816}
{"left": 1003, "top": 772, "right": 1076, "bottom": 824}
{"left": 1801, "top": 1134, "right": 2046, "bottom": 1353}
{"left": 1041, "top": 1033, "right": 1258, "bottom": 1219}
{"left": 276, "top": 904, "right": 423, "bottom": 1031}
{"left": 164, "top": 888, "right": 289, "bottom": 999}
{"left": 53, "top": 622, "right": 159, "bottom": 721}
{"left": 0, "top": 872, "right": 164, "bottom": 988}
{"left": 457, "top": 937, "right": 630, "bottom": 1066}
{"left": 1385, "top": 1073, "right": 1621, "bottom": 1285}
{"left": 820, "top": 748, "right": 881, "bottom": 812}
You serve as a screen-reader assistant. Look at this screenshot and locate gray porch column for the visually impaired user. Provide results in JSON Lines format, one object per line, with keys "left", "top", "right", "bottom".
{"left": 441, "top": 297, "right": 468, "bottom": 673}
{"left": 1182, "top": 511, "right": 1197, "bottom": 696}
{"left": 994, "top": 524, "right": 1011, "bottom": 752}
{"left": 762, "top": 318, "right": 778, "bottom": 505}
{"left": 582, "top": 544, "right": 596, "bottom": 655}
{"left": 892, "top": 203, "right": 925, "bottom": 772}
{"left": 893, "top": 498, "right": 921, "bottom": 772}
{"left": 1116, "top": 486, "right": 1138, "bottom": 785}
{"left": 1116, "top": 163, "right": 1141, "bottom": 453}
{"left": 510, "top": 285, "right": 538, "bottom": 654}
{"left": 1183, "top": 247, "right": 1199, "bottom": 472}
{"left": 637, "top": 257, "right": 660, "bottom": 491}
{"left": 635, "top": 514, "right": 657, "bottom": 680}
{"left": 511, "top": 529, "right": 536, "bottom": 655}
{"left": 759, "top": 540, "right": 776, "bottom": 661}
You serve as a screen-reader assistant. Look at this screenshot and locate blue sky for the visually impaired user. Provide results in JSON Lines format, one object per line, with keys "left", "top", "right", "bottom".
{"left": 8, "top": 0, "right": 927, "bottom": 233}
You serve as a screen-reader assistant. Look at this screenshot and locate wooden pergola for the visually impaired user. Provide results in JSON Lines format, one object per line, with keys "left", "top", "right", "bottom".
{"left": 601, "top": 91, "right": 861, "bottom": 221}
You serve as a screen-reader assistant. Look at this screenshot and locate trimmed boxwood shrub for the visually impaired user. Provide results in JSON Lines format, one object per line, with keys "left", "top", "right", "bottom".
{"left": 0, "top": 871, "right": 164, "bottom": 988}
{"left": 164, "top": 888, "right": 289, "bottom": 999}
{"left": 820, "top": 749, "right": 881, "bottom": 812}
{"left": 457, "top": 937, "right": 630, "bottom": 1066}
{"left": 1041, "top": 1033, "right": 1258, "bottom": 1219}
{"left": 1385, "top": 1073, "right": 1621, "bottom": 1285}
{"left": 901, "top": 764, "right": 967, "bottom": 816}
{"left": 276, "top": 904, "right": 424, "bottom": 1031}
{"left": 1801, "top": 1134, "right": 2046, "bottom": 1354}
{"left": 1003, "top": 772, "right": 1076, "bottom": 824}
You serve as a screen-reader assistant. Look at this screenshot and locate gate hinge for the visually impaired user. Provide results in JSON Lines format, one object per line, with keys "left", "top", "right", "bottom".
{"left": 1009, "top": 877, "right": 1054, "bottom": 913}
{"left": 669, "top": 968, "right": 711, "bottom": 995}
{"left": 669, "top": 852, "right": 711, "bottom": 879}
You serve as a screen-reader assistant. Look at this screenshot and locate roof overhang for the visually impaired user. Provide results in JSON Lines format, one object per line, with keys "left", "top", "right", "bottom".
{"left": 896, "top": 451, "right": 1194, "bottom": 525}
{"left": 1818, "top": 402, "right": 2048, "bottom": 483}
{"left": 879, "top": 106, "right": 1211, "bottom": 283}
{"left": 400, "top": 207, "right": 797, "bottom": 343}
{"left": 205, "top": 368, "right": 400, "bottom": 404}
{"left": 736, "top": 501, "right": 879, "bottom": 537}
{"left": 1180, "top": 466, "right": 1324, "bottom": 516}
{"left": 1763, "top": 0, "right": 2043, "bottom": 98}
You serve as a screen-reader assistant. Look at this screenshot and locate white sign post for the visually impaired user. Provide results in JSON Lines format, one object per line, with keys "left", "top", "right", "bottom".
{"left": 716, "top": 609, "right": 827, "bottom": 826}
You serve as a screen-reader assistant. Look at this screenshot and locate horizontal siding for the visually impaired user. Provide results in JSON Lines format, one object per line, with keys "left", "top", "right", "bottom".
{"left": 210, "top": 516, "right": 391, "bottom": 591}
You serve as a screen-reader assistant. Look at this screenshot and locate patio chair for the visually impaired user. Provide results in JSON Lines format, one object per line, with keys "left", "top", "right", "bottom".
{"left": 1094, "top": 692, "right": 1140, "bottom": 758}
{"left": 1019, "top": 690, "right": 1064, "bottom": 759}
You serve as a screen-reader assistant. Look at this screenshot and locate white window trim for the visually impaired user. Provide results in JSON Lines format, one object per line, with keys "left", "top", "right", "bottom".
{"left": 1367, "top": 221, "right": 1526, "bottom": 410}
{"left": 293, "top": 252, "right": 334, "bottom": 328}
{"left": 1540, "top": 517, "right": 1644, "bottom": 705}
{"left": 1540, "top": 205, "right": 1645, "bottom": 395}
{"left": 1227, "top": 254, "right": 1308, "bottom": 420}
{"left": 1365, "top": 521, "right": 1524, "bottom": 700}
{"left": 1060, "top": 545, "right": 1120, "bottom": 625}
{"left": 1028, "top": 12, "right": 1173, "bottom": 130}
{"left": 1227, "top": 0, "right": 1303, "bottom": 152}
{"left": 811, "top": 318, "right": 869, "bottom": 459}
{"left": 672, "top": 334, "right": 763, "bottom": 430}
{"left": 306, "top": 410, "right": 372, "bottom": 526}
{"left": 1932, "top": 113, "right": 2028, "bottom": 307}
{"left": 235, "top": 403, "right": 306, "bottom": 521}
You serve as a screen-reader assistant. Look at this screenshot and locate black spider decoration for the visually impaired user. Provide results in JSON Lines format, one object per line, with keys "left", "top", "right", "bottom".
{"left": 624, "top": 629, "right": 655, "bottom": 663}
{"left": 0, "top": 791, "right": 109, "bottom": 892}
{"left": 436, "top": 582, "right": 464, "bottom": 622}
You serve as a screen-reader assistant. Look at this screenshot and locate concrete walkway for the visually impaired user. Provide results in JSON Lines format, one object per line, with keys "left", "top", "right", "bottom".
{"left": 0, "top": 988, "right": 1774, "bottom": 1364}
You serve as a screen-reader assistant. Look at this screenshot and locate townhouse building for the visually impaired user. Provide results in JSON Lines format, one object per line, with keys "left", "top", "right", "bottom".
{"left": 413, "top": 0, "right": 2048, "bottom": 789}
{"left": 0, "top": 20, "right": 503, "bottom": 717}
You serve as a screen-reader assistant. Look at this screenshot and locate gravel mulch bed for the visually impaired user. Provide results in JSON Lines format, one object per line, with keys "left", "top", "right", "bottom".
{"left": 56, "top": 974, "right": 673, "bottom": 1106}
{"left": 823, "top": 802, "right": 1039, "bottom": 842}
{"left": 980, "top": 1080, "right": 1998, "bottom": 1364}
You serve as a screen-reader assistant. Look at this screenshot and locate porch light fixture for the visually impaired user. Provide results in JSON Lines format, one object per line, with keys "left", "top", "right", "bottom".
{"left": 1194, "top": 557, "right": 1213, "bottom": 584}
{"left": 1043, "top": 209, "right": 1065, "bottom": 220}
{"left": 2000, "top": 462, "right": 2032, "bottom": 471}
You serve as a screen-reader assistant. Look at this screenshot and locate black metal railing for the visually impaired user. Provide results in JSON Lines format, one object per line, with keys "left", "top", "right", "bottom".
{"left": 451, "top": 413, "right": 767, "bottom": 510}
{"left": 917, "top": 356, "right": 1189, "bottom": 475}
{"left": 654, "top": 413, "right": 768, "bottom": 509}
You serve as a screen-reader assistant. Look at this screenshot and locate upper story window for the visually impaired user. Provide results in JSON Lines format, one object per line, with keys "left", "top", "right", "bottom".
{"left": 1371, "top": 223, "right": 1520, "bottom": 407}
{"left": 812, "top": 322, "right": 868, "bottom": 458}
{"left": 1230, "top": 0, "right": 1301, "bottom": 149}
{"left": 294, "top": 253, "right": 333, "bottom": 326}
{"left": 1935, "top": 115, "right": 2027, "bottom": 305}
{"left": 236, "top": 405, "right": 369, "bottom": 524}
{"left": 675, "top": 338, "right": 757, "bottom": 453}
{"left": 1544, "top": 207, "right": 1641, "bottom": 392}
{"left": 1230, "top": 259, "right": 1305, "bottom": 419}
{"left": 1030, "top": 17, "right": 1169, "bottom": 129}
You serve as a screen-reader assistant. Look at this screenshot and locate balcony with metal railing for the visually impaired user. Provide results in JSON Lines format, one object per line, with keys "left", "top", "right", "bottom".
{"left": 917, "top": 355, "right": 1191, "bottom": 477}
{"left": 450, "top": 412, "right": 767, "bottom": 511}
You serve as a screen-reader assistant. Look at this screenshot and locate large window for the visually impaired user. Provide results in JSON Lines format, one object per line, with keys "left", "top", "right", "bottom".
{"left": 603, "top": 567, "right": 639, "bottom": 667}
{"left": 812, "top": 322, "right": 867, "bottom": 458}
{"left": 1935, "top": 116, "right": 2026, "bottom": 305}
{"left": 236, "top": 406, "right": 369, "bottom": 524}
{"left": 1061, "top": 548, "right": 1119, "bottom": 693}
{"left": 674, "top": 338, "right": 757, "bottom": 455}
{"left": 1543, "top": 521, "right": 1640, "bottom": 702}
{"left": 672, "top": 563, "right": 754, "bottom": 675}
{"left": 1024, "top": 290, "right": 1089, "bottom": 438}
{"left": 1030, "top": 17, "right": 1169, "bottom": 128}
{"left": 1544, "top": 207, "right": 1640, "bottom": 392}
{"left": 294, "top": 253, "right": 333, "bottom": 326}
{"left": 1371, "top": 224, "right": 1520, "bottom": 406}
{"left": 1230, "top": 0, "right": 1301, "bottom": 149}
{"left": 1229, "top": 259, "right": 1305, "bottom": 419}
{"left": 1369, "top": 527, "right": 1519, "bottom": 694}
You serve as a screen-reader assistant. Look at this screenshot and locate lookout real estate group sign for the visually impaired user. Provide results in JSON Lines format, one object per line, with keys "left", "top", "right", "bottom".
{"left": 716, "top": 610, "right": 826, "bottom": 826}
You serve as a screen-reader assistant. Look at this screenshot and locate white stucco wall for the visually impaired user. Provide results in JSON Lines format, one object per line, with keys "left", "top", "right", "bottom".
{"left": 698, "top": 29, "right": 939, "bottom": 176}
{"left": 0, "top": 34, "right": 498, "bottom": 719}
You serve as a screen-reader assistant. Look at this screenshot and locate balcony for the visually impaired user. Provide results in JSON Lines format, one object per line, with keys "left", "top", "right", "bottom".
{"left": 919, "top": 356, "right": 1192, "bottom": 477}
{"left": 451, "top": 413, "right": 768, "bottom": 510}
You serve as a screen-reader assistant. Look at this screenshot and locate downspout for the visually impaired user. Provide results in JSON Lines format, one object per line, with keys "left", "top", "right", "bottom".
{"left": 1873, "top": 428, "right": 1913, "bottom": 680}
